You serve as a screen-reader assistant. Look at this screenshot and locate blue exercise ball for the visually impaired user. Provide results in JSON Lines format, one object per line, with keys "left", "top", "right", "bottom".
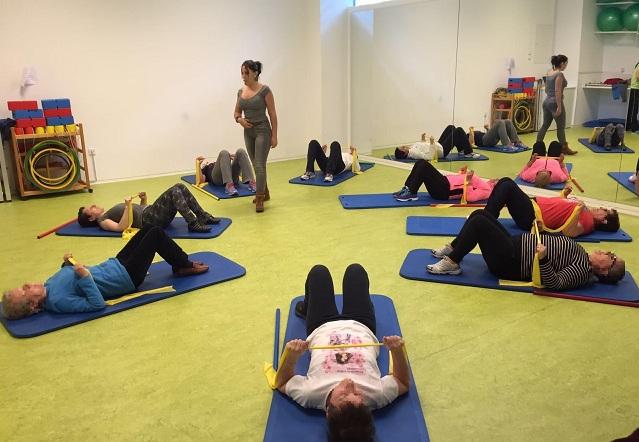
{"left": 623, "top": 4, "right": 639, "bottom": 30}
{"left": 597, "top": 7, "right": 624, "bottom": 32}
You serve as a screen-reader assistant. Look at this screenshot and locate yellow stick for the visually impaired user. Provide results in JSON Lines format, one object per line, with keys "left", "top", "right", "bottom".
{"left": 191, "top": 183, "right": 220, "bottom": 201}
{"left": 309, "top": 342, "right": 384, "bottom": 351}
{"left": 106, "top": 285, "right": 175, "bottom": 305}
{"left": 192, "top": 158, "right": 220, "bottom": 200}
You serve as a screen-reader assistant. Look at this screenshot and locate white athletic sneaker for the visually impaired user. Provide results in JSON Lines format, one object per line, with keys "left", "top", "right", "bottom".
{"left": 324, "top": 174, "right": 334, "bottom": 182}
{"left": 464, "top": 152, "right": 481, "bottom": 159}
{"left": 431, "top": 243, "right": 453, "bottom": 258}
{"left": 301, "top": 171, "right": 315, "bottom": 180}
{"left": 629, "top": 174, "right": 637, "bottom": 183}
{"left": 427, "top": 257, "right": 461, "bottom": 275}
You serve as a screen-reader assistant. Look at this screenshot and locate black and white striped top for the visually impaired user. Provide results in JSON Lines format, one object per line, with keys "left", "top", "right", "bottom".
{"left": 518, "top": 233, "right": 592, "bottom": 290}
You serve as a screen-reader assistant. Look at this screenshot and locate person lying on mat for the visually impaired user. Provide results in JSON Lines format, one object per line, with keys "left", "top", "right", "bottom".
{"left": 393, "top": 159, "right": 496, "bottom": 202}
{"left": 197, "top": 148, "right": 256, "bottom": 196}
{"left": 393, "top": 132, "right": 444, "bottom": 161}
{"left": 300, "top": 140, "right": 359, "bottom": 183}
{"left": 1, "top": 225, "right": 209, "bottom": 320}
{"left": 427, "top": 209, "right": 625, "bottom": 290}
{"left": 275, "top": 264, "right": 410, "bottom": 441}
{"left": 406, "top": 125, "right": 481, "bottom": 159}
{"left": 591, "top": 123, "right": 626, "bottom": 151}
{"left": 518, "top": 141, "right": 569, "bottom": 188}
{"left": 77, "top": 183, "right": 219, "bottom": 233}
{"left": 485, "top": 177, "right": 619, "bottom": 238}
{"left": 470, "top": 119, "right": 525, "bottom": 151}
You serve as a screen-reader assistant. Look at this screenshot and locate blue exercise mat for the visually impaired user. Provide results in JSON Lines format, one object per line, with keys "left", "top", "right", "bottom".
{"left": 608, "top": 171, "right": 638, "bottom": 195}
{"left": 475, "top": 144, "right": 530, "bottom": 153}
{"left": 339, "top": 193, "right": 487, "bottom": 209}
{"left": 55, "top": 217, "right": 232, "bottom": 239}
{"left": 405, "top": 216, "right": 632, "bottom": 243}
{"left": 383, "top": 153, "right": 488, "bottom": 162}
{"left": 0, "top": 252, "right": 246, "bottom": 338}
{"left": 399, "top": 249, "right": 639, "bottom": 302}
{"left": 181, "top": 175, "right": 256, "bottom": 198}
{"left": 288, "top": 163, "right": 374, "bottom": 186}
{"left": 264, "top": 295, "right": 429, "bottom": 442}
{"left": 514, "top": 163, "right": 573, "bottom": 190}
{"left": 578, "top": 138, "right": 634, "bottom": 154}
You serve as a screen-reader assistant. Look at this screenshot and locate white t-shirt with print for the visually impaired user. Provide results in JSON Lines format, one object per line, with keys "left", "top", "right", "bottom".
{"left": 285, "top": 320, "right": 399, "bottom": 411}
{"left": 408, "top": 141, "right": 444, "bottom": 160}
{"left": 340, "top": 152, "right": 353, "bottom": 174}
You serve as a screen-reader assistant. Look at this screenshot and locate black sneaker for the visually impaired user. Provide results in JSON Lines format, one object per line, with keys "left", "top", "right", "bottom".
{"left": 188, "top": 221, "right": 212, "bottom": 233}
{"left": 294, "top": 300, "right": 307, "bottom": 319}
{"left": 198, "top": 213, "right": 221, "bottom": 225}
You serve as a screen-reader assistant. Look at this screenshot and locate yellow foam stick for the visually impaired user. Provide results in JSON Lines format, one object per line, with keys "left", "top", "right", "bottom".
{"left": 351, "top": 147, "right": 362, "bottom": 174}
{"left": 191, "top": 158, "right": 220, "bottom": 200}
{"left": 106, "top": 285, "right": 175, "bottom": 306}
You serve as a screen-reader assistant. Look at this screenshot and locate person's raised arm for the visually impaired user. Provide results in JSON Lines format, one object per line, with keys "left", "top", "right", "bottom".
{"left": 265, "top": 90, "right": 278, "bottom": 148}
{"left": 276, "top": 339, "right": 308, "bottom": 394}
{"left": 383, "top": 336, "right": 409, "bottom": 395}
{"left": 98, "top": 197, "right": 131, "bottom": 232}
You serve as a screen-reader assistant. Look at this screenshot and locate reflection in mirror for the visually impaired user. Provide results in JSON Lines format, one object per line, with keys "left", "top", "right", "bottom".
{"left": 350, "top": 0, "right": 460, "bottom": 172}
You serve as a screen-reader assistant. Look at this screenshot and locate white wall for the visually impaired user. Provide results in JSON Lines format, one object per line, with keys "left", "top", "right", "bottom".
{"left": 454, "top": 0, "right": 556, "bottom": 128}
{"left": 350, "top": 9, "right": 375, "bottom": 152}
{"left": 0, "top": 0, "right": 321, "bottom": 182}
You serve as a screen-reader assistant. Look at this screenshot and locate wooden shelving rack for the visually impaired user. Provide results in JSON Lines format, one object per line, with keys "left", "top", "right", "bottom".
{"left": 9, "top": 123, "right": 92, "bottom": 197}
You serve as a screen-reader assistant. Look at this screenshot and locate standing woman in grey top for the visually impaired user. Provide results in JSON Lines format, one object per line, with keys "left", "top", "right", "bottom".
{"left": 536, "top": 55, "right": 577, "bottom": 155}
{"left": 234, "top": 60, "right": 278, "bottom": 213}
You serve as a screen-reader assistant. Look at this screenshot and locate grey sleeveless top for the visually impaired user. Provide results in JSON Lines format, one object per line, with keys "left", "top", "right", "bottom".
{"left": 98, "top": 203, "right": 146, "bottom": 228}
{"left": 237, "top": 85, "right": 271, "bottom": 124}
{"left": 545, "top": 72, "right": 567, "bottom": 101}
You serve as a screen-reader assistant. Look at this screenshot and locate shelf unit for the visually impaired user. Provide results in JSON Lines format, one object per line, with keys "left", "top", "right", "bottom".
{"left": 490, "top": 94, "right": 538, "bottom": 134}
{"left": 9, "top": 123, "right": 92, "bottom": 197}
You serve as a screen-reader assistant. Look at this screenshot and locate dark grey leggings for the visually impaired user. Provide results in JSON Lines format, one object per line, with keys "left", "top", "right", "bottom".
{"left": 205, "top": 148, "right": 255, "bottom": 185}
{"left": 244, "top": 121, "right": 272, "bottom": 193}
{"left": 537, "top": 99, "right": 566, "bottom": 144}
{"left": 482, "top": 120, "right": 520, "bottom": 146}
{"left": 141, "top": 184, "right": 205, "bottom": 227}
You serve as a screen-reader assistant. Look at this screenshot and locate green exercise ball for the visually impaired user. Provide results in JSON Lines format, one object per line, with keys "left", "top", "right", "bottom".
{"left": 623, "top": 4, "right": 639, "bottom": 30}
{"left": 597, "top": 7, "right": 624, "bottom": 32}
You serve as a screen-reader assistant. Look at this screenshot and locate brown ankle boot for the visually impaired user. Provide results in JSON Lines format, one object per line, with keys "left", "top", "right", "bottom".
{"left": 264, "top": 185, "right": 270, "bottom": 201}
{"left": 562, "top": 142, "right": 577, "bottom": 155}
{"left": 255, "top": 192, "right": 265, "bottom": 212}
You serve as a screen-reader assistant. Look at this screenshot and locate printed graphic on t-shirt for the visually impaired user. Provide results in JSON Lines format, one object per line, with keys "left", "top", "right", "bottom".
{"left": 322, "top": 333, "right": 366, "bottom": 374}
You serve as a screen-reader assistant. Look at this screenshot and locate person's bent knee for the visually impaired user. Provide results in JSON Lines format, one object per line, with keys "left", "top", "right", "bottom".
{"left": 218, "top": 149, "right": 231, "bottom": 160}
{"left": 173, "top": 183, "right": 187, "bottom": 191}
{"left": 344, "top": 263, "right": 367, "bottom": 278}
{"left": 235, "top": 148, "right": 248, "bottom": 158}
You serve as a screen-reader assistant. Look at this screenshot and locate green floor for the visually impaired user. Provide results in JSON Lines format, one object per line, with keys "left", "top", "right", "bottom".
{"left": 1, "top": 128, "right": 638, "bottom": 441}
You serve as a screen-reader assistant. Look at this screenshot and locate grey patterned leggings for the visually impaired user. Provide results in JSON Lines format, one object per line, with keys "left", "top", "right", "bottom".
{"left": 141, "top": 183, "right": 206, "bottom": 227}
{"left": 243, "top": 122, "right": 271, "bottom": 193}
{"left": 537, "top": 99, "right": 566, "bottom": 144}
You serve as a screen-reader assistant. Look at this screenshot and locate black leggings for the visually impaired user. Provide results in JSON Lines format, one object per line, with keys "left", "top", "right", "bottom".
{"left": 449, "top": 210, "right": 523, "bottom": 280}
{"left": 532, "top": 141, "right": 562, "bottom": 157}
{"left": 306, "top": 140, "right": 346, "bottom": 175}
{"left": 116, "top": 225, "right": 191, "bottom": 288}
{"left": 484, "top": 177, "right": 535, "bottom": 230}
{"left": 141, "top": 184, "right": 205, "bottom": 227}
{"left": 304, "top": 264, "right": 376, "bottom": 336}
{"left": 626, "top": 88, "right": 639, "bottom": 132}
{"left": 404, "top": 159, "right": 461, "bottom": 199}
{"left": 438, "top": 125, "right": 473, "bottom": 155}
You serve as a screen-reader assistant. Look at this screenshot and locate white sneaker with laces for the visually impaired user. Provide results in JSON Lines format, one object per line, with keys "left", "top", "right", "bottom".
{"left": 427, "top": 257, "right": 461, "bottom": 275}
{"left": 324, "top": 174, "right": 334, "bottom": 182}
{"left": 432, "top": 244, "right": 453, "bottom": 258}
{"left": 629, "top": 174, "right": 637, "bottom": 183}
{"left": 464, "top": 153, "right": 481, "bottom": 159}
{"left": 301, "top": 171, "right": 315, "bottom": 181}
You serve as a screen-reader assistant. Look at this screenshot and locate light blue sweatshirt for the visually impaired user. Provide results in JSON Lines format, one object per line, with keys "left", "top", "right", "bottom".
{"left": 43, "top": 258, "right": 135, "bottom": 313}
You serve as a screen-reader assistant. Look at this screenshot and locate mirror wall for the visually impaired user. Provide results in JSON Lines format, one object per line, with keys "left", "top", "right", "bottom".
{"left": 350, "top": 0, "right": 639, "bottom": 205}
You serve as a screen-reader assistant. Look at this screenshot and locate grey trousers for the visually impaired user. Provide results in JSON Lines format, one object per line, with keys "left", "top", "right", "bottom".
{"left": 596, "top": 124, "right": 625, "bottom": 147}
{"left": 207, "top": 148, "right": 255, "bottom": 185}
{"left": 537, "top": 99, "right": 566, "bottom": 144}
{"left": 243, "top": 121, "right": 272, "bottom": 193}
{"left": 482, "top": 120, "right": 520, "bottom": 146}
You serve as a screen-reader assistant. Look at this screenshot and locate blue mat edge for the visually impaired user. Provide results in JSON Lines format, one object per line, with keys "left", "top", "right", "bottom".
{"left": 55, "top": 218, "right": 232, "bottom": 239}
{"left": 608, "top": 171, "right": 637, "bottom": 195}
{"left": 288, "top": 163, "right": 375, "bottom": 186}
{"left": 578, "top": 138, "right": 634, "bottom": 153}
{"left": 0, "top": 252, "right": 246, "bottom": 338}
{"left": 180, "top": 175, "right": 255, "bottom": 198}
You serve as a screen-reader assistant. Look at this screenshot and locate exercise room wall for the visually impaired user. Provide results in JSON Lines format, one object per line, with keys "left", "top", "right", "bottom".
{"left": 0, "top": 0, "right": 322, "bottom": 182}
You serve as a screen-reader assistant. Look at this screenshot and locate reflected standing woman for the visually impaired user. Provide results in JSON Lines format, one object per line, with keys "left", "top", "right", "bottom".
{"left": 536, "top": 54, "right": 577, "bottom": 155}
{"left": 234, "top": 60, "right": 278, "bottom": 212}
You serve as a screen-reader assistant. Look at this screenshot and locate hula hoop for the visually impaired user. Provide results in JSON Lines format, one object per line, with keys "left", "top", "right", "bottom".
{"left": 24, "top": 140, "right": 80, "bottom": 191}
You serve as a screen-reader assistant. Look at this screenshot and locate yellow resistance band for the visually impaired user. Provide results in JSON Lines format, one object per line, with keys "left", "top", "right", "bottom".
{"left": 351, "top": 148, "right": 362, "bottom": 174}
{"left": 460, "top": 173, "right": 469, "bottom": 205}
{"left": 122, "top": 194, "right": 141, "bottom": 241}
{"left": 191, "top": 159, "right": 220, "bottom": 200}
{"left": 264, "top": 342, "right": 402, "bottom": 390}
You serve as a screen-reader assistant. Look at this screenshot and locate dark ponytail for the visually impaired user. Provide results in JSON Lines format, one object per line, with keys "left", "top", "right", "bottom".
{"left": 550, "top": 54, "right": 568, "bottom": 69}
{"left": 242, "top": 60, "right": 263, "bottom": 80}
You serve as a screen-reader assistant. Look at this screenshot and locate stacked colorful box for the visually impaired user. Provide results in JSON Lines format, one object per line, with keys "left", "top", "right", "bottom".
{"left": 41, "top": 98, "right": 75, "bottom": 133}
{"left": 522, "top": 76, "right": 536, "bottom": 96}
{"left": 508, "top": 77, "right": 523, "bottom": 93}
{"left": 7, "top": 101, "right": 47, "bottom": 135}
